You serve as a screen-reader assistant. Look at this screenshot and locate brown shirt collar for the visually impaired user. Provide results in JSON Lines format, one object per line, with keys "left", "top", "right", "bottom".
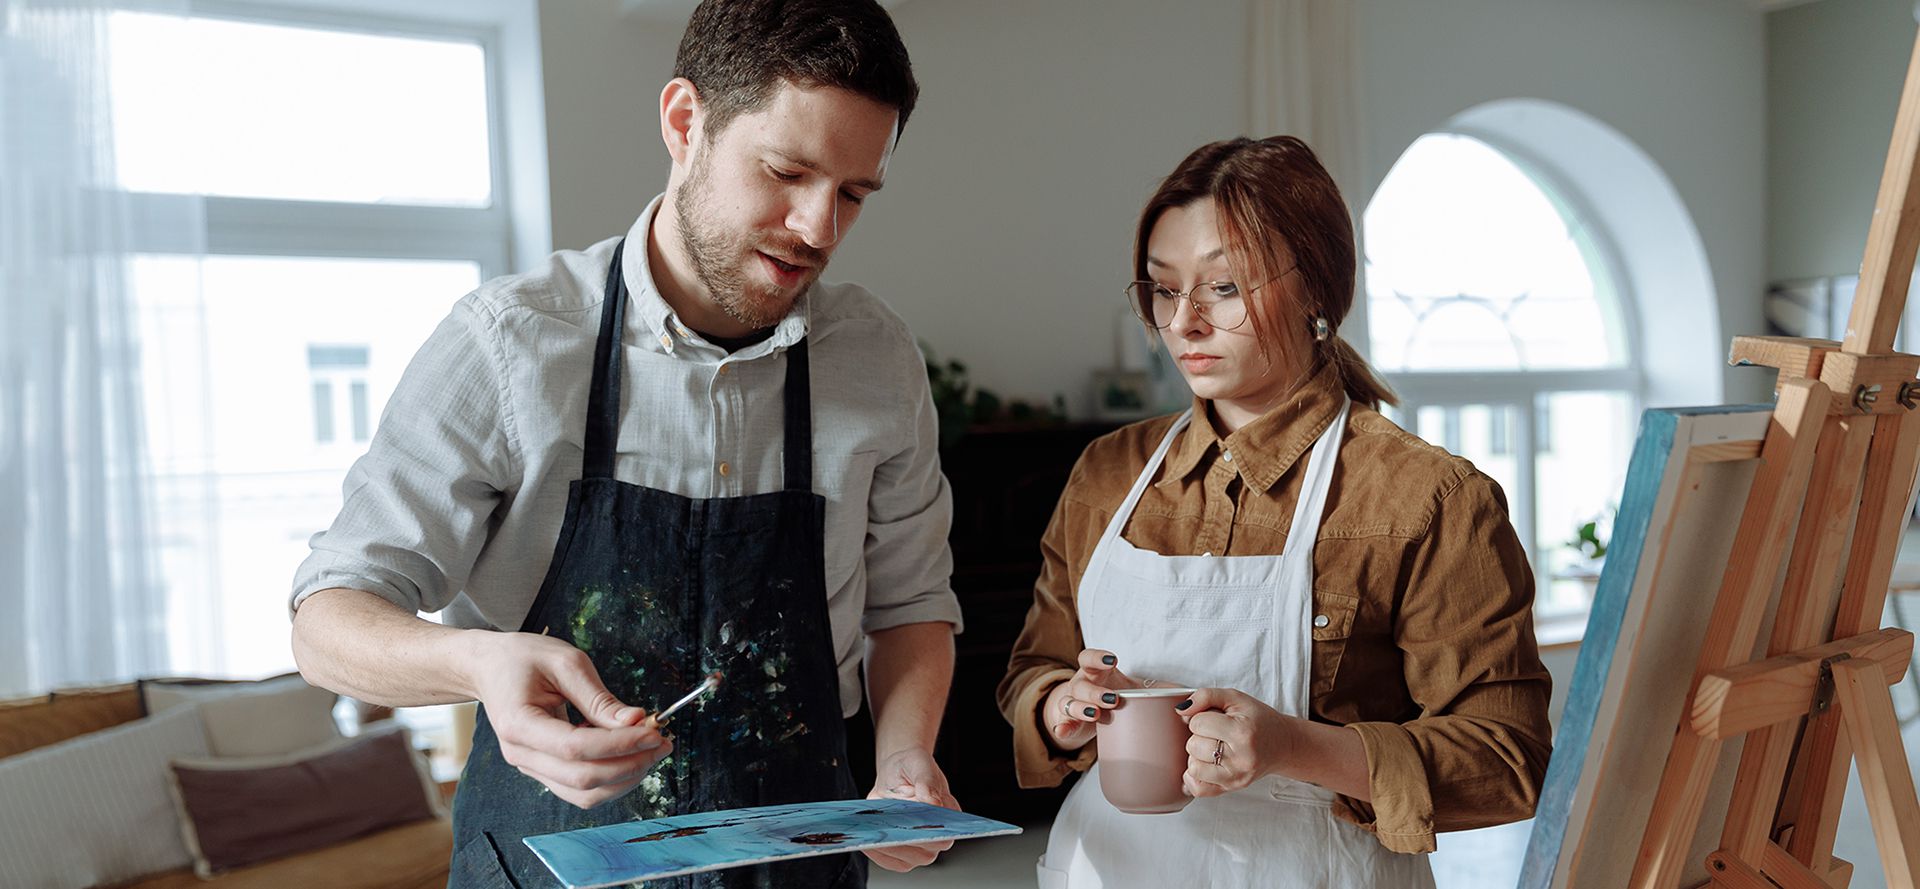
{"left": 1158, "top": 363, "right": 1347, "bottom": 494}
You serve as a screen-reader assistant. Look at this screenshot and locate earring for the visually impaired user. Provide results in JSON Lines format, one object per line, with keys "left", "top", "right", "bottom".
{"left": 1312, "top": 317, "right": 1330, "bottom": 342}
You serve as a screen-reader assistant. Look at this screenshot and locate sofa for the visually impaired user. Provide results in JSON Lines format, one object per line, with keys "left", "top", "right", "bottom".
{"left": 0, "top": 679, "right": 453, "bottom": 889}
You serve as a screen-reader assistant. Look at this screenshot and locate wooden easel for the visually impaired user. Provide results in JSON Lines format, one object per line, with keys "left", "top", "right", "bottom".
{"left": 1625, "top": 29, "right": 1920, "bottom": 889}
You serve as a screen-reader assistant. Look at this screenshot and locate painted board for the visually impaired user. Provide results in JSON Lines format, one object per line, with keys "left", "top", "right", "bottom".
{"left": 1521, "top": 404, "right": 1788, "bottom": 889}
{"left": 523, "top": 798, "right": 1021, "bottom": 888}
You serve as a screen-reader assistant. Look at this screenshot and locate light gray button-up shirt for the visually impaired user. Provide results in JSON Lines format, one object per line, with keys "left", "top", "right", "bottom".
{"left": 292, "top": 195, "right": 962, "bottom": 716}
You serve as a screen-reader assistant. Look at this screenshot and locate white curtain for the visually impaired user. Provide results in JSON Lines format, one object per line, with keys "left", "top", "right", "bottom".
{"left": 1, "top": 0, "right": 201, "bottom": 695}
{"left": 1247, "top": 0, "right": 1373, "bottom": 356}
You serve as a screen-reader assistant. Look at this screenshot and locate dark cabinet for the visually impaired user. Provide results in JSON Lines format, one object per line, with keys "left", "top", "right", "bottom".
{"left": 844, "top": 421, "right": 1122, "bottom": 823}
{"left": 933, "top": 421, "right": 1121, "bottom": 823}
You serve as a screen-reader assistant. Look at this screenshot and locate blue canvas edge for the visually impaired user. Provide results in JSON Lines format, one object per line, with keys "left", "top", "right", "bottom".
{"left": 1515, "top": 403, "right": 1770, "bottom": 889}
{"left": 520, "top": 799, "right": 1023, "bottom": 888}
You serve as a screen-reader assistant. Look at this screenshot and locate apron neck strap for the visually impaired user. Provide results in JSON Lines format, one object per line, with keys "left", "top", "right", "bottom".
{"left": 582, "top": 239, "right": 816, "bottom": 490}
{"left": 1281, "top": 396, "right": 1349, "bottom": 562}
{"left": 583, "top": 239, "right": 629, "bottom": 480}
{"left": 782, "top": 338, "right": 811, "bottom": 491}
{"left": 1097, "top": 409, "right": 1193, "bottom": 548}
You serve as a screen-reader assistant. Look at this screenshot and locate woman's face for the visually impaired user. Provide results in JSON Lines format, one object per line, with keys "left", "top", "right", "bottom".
{"left": 1146, "top": 199, "right": 1312, "bottom": 411}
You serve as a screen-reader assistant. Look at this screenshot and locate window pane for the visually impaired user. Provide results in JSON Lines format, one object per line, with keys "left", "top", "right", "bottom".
{"left": 1535, "top": 391, "right": 1635, "bottom": 617}
{"left": 312, "top": 381, "right": 334, "bottom": 443}
{"left": 110, "top": 12, "right": 492, "bottom": 206}
{"left": 1364, "top": 133, "right": 1624, "bottom": 372}
{"left": 131, "top": 255, "right": 482, "bottom": 678}
{"left": 1412, "top": 403, "right": 1522, "bottom": 512}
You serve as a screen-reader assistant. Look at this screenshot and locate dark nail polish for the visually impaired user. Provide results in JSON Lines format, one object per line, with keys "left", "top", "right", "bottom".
{"left": 1101, "top": 654, "right": 1117, "bottom": 666}
{"left": 1101, "top": 693, "right": 1117, "bottom": 705}
{"left": 1176, "top": 700, "right": 1192, "bottom": 711}
{"left": 1083, "top": 707, "right": 1097, "bottom": 718}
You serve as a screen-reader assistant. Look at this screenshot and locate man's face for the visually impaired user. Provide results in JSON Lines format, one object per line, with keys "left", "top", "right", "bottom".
{"left": 674, "top": 81, "right": 899, "bottom": 329}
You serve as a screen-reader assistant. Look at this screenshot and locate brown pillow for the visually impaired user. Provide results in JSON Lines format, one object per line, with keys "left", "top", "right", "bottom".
{"left": 0, "top": 684, "right": 143, "bottom": 760}
{"left": 165, "top": 724, "right": 442, "bottom": 877}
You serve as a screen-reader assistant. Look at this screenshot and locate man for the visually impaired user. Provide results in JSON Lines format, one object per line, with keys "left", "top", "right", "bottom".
{"left": 288, "top": 2, "right": 961, "bottom": 885}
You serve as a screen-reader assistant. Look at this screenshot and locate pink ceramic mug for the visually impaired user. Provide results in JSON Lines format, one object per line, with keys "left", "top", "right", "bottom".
{"left": 1096, "top": 687, "right": 1198, "bottom": 815}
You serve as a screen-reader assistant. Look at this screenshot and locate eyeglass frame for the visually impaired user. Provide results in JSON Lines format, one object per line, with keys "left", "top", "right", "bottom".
{"left": 1124, "top": 264, "right": 1299, "bottom": 331}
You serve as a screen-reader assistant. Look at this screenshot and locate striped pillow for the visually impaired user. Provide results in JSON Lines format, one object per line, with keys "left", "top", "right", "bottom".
{"left": 0, "top": 705, "right": 208, "bottom": 888}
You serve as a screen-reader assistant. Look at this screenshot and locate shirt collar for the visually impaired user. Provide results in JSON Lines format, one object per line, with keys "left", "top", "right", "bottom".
{"left": 1157, "top": 362, "right": 1346, "bottom": 494}
{"left": 621, "top": 193, "right": 812, "bottom": 360}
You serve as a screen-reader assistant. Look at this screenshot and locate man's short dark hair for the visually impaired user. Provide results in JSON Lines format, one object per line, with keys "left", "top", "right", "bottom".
{"left": 674, "top": 0, "right": 918, "bottom": 139}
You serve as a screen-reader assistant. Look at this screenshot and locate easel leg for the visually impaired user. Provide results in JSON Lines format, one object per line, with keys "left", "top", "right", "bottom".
{"left": 1725, "top": 417, "right": 1873, "bottom": 864}
{"left": 1785, "top": 410, "right": 1920, "bottom": 868}
{"left": 1833, "top": 658, "right": 1920, "bottom": 888}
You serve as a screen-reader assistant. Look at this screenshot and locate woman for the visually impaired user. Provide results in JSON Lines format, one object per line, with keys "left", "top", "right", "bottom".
{"left": 998, "top": 136, "right": 1552, "bottom": 888}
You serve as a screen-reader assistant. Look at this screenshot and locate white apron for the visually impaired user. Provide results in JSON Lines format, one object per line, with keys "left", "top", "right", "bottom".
{"left": 1037, "top": 401, "right": 1434, "bottom": 889}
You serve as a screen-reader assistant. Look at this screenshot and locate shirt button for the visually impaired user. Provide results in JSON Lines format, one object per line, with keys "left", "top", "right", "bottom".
{"left": 676, "top": 325, "right": 691, "bottom": 337}
{"left": 658, "top": 333, "right": 672, "bottom": 348}
{"left": 1313, "top": 614, "right": 1330, "bottom": 628}
{"left": 718, "top": 462, "right": 730, "bottom": 477}
{"left": 717, "top": 364, "right": 730, "bottom": 376}
{"left": 1221, "top": 449, "right": 1234, "bottom": 463}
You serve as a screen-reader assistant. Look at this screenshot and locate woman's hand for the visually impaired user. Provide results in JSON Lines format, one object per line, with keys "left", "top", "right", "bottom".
{"left": 1039, "top": 649, "right": 1145, "bottom": 751}
{"left": 1177, "top": 687, "right": 1293, "bottom": 797}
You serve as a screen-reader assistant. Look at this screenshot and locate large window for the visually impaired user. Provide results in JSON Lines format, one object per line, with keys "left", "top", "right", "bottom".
{"left": 1365, "top": 133, "right": 1639, "bottom": 630}
{"left": 109, "top": 7, "right": 515, "bottom": 689}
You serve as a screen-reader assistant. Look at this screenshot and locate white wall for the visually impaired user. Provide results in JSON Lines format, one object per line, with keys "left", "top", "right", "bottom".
{"left": 1768, "top": 0, "right": 1915, "bottom": 281}
{"left": 537, "top": 0, "right": 1770, "bottom": 411}
{"left": 538, "top": 0, "right": 681, "bottom": 253}
{"left": 1359, "top": 0, "right": 1768, "bottom": 406}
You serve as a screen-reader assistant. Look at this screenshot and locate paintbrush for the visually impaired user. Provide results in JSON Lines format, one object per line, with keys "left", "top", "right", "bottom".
{"left": 649, "top": 671, "right": 723, "bottom": 726}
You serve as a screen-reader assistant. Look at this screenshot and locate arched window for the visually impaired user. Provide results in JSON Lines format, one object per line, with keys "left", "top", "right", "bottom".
{"left": 1364, "top": 133, "right": 1640, "bottom": 625}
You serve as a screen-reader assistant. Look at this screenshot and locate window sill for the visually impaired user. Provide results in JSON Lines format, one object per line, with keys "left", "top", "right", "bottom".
{"left": 1535, "top": 611, "right": 1589, "bottom": 652}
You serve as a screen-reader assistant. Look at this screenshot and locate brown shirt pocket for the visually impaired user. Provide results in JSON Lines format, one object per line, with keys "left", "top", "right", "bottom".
{"left": 1308, "top": 590, "right": 1360, "bottom": 699}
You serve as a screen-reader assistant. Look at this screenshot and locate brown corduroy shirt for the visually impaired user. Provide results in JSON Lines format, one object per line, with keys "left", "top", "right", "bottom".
{"left": 996, "top": 366, "right": 1552, "bottom": 854}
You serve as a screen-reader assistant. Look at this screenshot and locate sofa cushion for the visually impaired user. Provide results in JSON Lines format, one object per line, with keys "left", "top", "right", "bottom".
{"left": 142, "top": 673, "right": 339, "bottom": 757}
{"left": 0, "top": 704, "right": 208, "bottom": 888}
{"left": 114, "top": 816, "right": 452, "bottom": 889}
{"left": 0, "top": 683, "right": 143, "bottom": 759}
{"left": 166, "top": 723, "right": 443, "bottom": 877}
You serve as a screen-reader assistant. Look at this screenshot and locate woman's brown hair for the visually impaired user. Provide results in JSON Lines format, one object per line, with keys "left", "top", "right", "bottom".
{"left": 1132, "top": 135, "right": 1396, "bottom": 410}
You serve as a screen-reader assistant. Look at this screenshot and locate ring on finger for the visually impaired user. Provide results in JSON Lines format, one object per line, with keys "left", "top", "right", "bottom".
{"left": 1213, "top": 739, "right": 1226, "bottom": 766}
{"left": 1062, "top": 695, "right": 1076, "bottom": 718}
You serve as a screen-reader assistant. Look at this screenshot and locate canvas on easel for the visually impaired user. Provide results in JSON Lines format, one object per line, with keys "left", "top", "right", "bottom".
{"left": 1519, "top": 405, "right": 1778, "bottom": 889}
{"left": 1524, "top": 24, "right": 1920, "bottom": 889}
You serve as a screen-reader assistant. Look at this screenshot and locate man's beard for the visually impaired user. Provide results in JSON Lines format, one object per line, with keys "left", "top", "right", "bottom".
{"left": 674, "top": 155, "right": 826, "bottom": 330}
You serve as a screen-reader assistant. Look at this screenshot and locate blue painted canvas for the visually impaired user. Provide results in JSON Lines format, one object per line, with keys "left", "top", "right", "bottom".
{"left": 523, "top": 798, "right": 1021, "bottom": 888}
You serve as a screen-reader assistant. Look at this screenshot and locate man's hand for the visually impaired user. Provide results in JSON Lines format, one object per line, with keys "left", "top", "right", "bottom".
{"left": 464, "top": 631, "right": 673, "bottom": 810}
{"left": 861, "top": 748, "right": 958, "bottom": 873}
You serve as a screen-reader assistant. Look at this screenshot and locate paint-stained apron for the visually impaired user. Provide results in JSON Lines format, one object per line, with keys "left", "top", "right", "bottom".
{"left": 1037, "top": 401, "right": 1435, "bottom": 888}
{"left": 448, "top": 240, "right": 862, "bottom": 889}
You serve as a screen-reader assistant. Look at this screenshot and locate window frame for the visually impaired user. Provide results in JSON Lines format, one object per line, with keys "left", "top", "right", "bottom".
{"left": 115, "top": 0, "right": 547, "bottom": 278}
{"left": 1367, "top": 129, "right": 1645, "bottom": 641}
{"left": 106, "top": 0, "right": 544, "bottom": 680}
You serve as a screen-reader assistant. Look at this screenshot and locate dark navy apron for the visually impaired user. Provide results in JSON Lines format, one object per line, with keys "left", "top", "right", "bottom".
{"left": 449, "top": 240, "right": 863, "bottom": 888}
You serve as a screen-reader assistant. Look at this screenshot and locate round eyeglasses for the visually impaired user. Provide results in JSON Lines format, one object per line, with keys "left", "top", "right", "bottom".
{"left": 1124, "top": 266, "right": 1295, "bottom": 331}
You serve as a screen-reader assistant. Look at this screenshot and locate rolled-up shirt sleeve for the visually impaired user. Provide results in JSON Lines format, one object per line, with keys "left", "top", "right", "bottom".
{"left": 857, "top": 342, "right": 962, "bottom": 636}
{"left": 1333, "top": 471, "right": 1553, "bottom": 853}
{"left": 290, "top": 297, "right": 517, "bottom": 617}
{"left": 998, "top": 463, "right": 1098, "bottom": 788}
